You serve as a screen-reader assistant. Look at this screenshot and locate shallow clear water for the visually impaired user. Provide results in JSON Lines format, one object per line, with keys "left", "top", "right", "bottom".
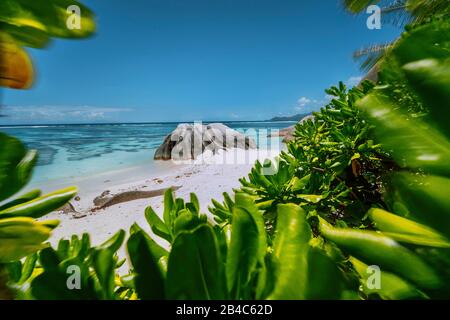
{"left": 1, "top": 121, "right": 294, "bottom": 185}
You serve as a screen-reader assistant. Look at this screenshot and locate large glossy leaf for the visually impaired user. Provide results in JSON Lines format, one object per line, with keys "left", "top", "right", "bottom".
{"left": 318, "top": 218, "right": 442, "bottom": 289}
{"left": 0, "top": 186, "right": 77, "bottom": 219}
{"left": 268, "top": 204, "right": 345, "bottom": 299}
{"left": 368, "top": 208, "right": 448, "bottom": 241}
{"left": 0, "top": 0, "right": 96, "bottom": 39}
{"left": 232, "top": 193, "right": 268, "bottom": 299}
{"left": 166, "top": 224, "right": 226, "bottom": 299}
{"left": 92, "top": 230, "right": 126, "bottom": 299}
{"left": 392, "top": 19, "right": 450, "bottom": 66}
{"left": 268, "top": 204, "right": 308, "bottom": 299}
{"left": 0, "top": 23, "right": 50, "bottom": 48}
{"left": 349, "top": 256, "right": 426, "bottom": 299}
{"left": 17, "top": 253, "right": 38, "bottom": 284}
{"left": 403, "top": 59, "right": 450, "bottom": 138}
{"left": 0, "top": 189, "right": 41, "bottom": 212}
{"left": 173, "top": 209, "right": 207, "bottom": 236}
{"left": 162, "top": 188, "right": 175, "bottom": 234}
{"left": 0, "top": 133, "right": 28, "bottom": 201}
{"left": 31, "top": 247, "right": 97, "bottom": 299}
{"left": 145, "top": 206, "right": 172, "bottom": 242}
{"left": 389, "top": 173, "right": 450, "bottom": 237}
{"left": 127, "top": 228, "right": 167, "bottom": 300}
{"left": 98, "top": 229, "right": 125, "bottom": 253}
{"left": 0, "top": 217, "right": 51, "bottom": 262}
{"left": 226, "top": 203, "right": 266, "bottom": 299}
{"left": 92, "top": 249, "right": 116, "bottom": 300}
{"left": 357, "top": 93, "right": 450, "bottom": 176}
{"left": 303, "top": 247, "right": 345, "bottom": 299}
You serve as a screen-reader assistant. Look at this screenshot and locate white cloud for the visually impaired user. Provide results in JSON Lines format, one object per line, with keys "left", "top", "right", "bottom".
{"left": 346, "top": 76, "right": 363, "bottom": 87}
{"left": 295, "top": 96, "right": 327, "bottom": 112}
{"left": 1, "top": 105, "right": 132, "bottom": 122}
{"left": 297, "top": 97, "right": 312, "bottom": 107}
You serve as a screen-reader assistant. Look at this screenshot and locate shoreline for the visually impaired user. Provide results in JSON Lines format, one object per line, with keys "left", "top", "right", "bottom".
{"left": 38, "top": 147, "right": 282, "bottom": 255}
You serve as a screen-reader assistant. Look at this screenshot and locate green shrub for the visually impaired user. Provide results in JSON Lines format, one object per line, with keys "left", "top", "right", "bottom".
{"left": 0, "top": 134, "right": 77, "bottom": 298}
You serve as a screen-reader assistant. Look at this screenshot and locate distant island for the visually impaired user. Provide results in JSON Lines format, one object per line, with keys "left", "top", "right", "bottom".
{"left": 268, "top": 113, "right": 311, "bottom": 122}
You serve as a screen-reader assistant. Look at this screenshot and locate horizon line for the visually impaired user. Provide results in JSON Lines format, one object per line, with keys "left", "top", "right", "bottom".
{"left": 0, "top": 119, "right": 301, "bottom": 127}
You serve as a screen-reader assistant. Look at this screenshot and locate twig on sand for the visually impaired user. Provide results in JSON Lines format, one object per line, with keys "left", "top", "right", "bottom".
{"left": 91, "top": 185, "right": 182, "bottom": 212}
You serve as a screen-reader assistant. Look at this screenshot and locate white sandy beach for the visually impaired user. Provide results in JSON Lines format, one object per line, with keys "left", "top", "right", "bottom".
{"left": 38, "top": 148, "right": 281, "bottom": 261}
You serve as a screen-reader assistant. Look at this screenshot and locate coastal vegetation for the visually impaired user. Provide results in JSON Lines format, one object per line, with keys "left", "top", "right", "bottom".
{"left": 0, "top": 0, "right": 449, "bottom": 300}
{"left": 0, "top": 0, "right": 95, "bottom": 89}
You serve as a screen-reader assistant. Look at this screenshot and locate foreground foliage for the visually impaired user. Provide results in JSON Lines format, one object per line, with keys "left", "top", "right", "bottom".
{"left": 1, "top": 5, "right": 449, "bottom": 301}
{"left": 0, "top": 0, "right": 95, "bottom": 89}
{"left": 0, "top": 134, "right": 77, "bottom": 298}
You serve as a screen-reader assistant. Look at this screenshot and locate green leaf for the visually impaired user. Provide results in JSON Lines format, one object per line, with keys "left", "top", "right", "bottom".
{"left": 173, "top": 210, "right": 207, "bottom": 236}
{"left": 166, "top": 224, "right": 227, "bottom": 299}
{"left": 403, "top": 59, "right": 450, "bottom": 138}
{"left": 98, "top": 229, "right": 125, "bottom": 253}
{"left": 297, "top": 194, "right": 324, "bottom": 203}
{"left": 0, "top": 133, "right": 27, "bottom": 201}
{"left": 390, "top": 173, "right": 450, "bottom": 237}
{"left": 31, "top": 248, "right": 97, "bottom": 299}
{"left": 368, "top": 208, "right": 449, "bottom": 247}
{"left": 0, "top": 189, "right": 41, "bottom": 212}
{"left": 189, "top": 192, "right": 200, "bottom": 214}
{"left": 162, "top": 188, "right": 175, "bottom": 231}
{"left": 0, "top": 186, "right": 78, "bottom": 219}
{"left": 92, "top": 249, "right": 116, "bottom": 300}
{"left": 18, "top": 253, "right": 37, "bottom": 284}
{"left": 226, "top": 207, "right": 265, "bottom": 299}
{"left": 144, "top": 206, "right": 172, "bottom": 242}
{"left": 268, "top": 204, "right": 311, "bottom": 299}
{"left": 349, "top": 257, "right": 426, "bottom": 300}
{"left": 0, "top": 0, "right": 96, "bottom": 39}
{"left": 349, "top": 256, "right": 426, "bottom": 299}
{"left": 357, "top": 93, "right": 450, "bottom": 176}
{"left": 0, "top": 22, "right": 50, "bottom": 48}
{"left": 6, "top": 261, "right": 22, "bottom": 283}
{"left": 302, "top": 248, "right": 345, "bottom": 299}
{"left": 0, "top": 217, "right": 51, "bottom": 262}
{"left": 56, "top": 239, "right": 70, "bottom": 259}
{"left": 382, "top": 232, "right": 450, "bottom": 248}
{"left": 318, "top": 217, "right": 442, "bottom": 289}
{"left": 126, "top": 230, "right": 166, "bottom": 300}
{"left": 129, "top": 223, "right": 168, "bottom": 262}
{"left": 392, "top": 19, "right": 450, "bottom": 66}
{"left": 288, "top": 174, "right": 310, "bottom": 192}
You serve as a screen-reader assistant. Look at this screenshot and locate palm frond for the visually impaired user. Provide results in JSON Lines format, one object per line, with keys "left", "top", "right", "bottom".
{"left": 342, "top": 0, "right": 383, "bottom": 14}
{"left": 354, "top": 42, "right": 395, "bottom": 72}
{"left": 407, "top": 0, "right": 450, "bottom": 24}
{"left": 381, "top": 1, "right": 412, "bottom": 27}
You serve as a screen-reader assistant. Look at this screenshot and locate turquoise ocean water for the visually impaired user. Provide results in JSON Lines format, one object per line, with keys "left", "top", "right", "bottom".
{"left": 1, "top": 121, "right": 294, "bottom": 186}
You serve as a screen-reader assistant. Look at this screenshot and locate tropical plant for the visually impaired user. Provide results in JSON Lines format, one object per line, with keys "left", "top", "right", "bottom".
{"left": 0, "top": 0, "right": 95, "bottom": 89}
{"left": 343, "top": 0, "right": 450, "bottom": 71}
{"left": 224, "top": 80, "right": 391, "bottom": 235}
{"left": 6, "top": 230, "right": 136, "bottom": 300}
{"left": 0, "top": 133, "right": 77, "bottom": 298}
{"left": 0, "top": 0, "right": 95, "bottom": 297}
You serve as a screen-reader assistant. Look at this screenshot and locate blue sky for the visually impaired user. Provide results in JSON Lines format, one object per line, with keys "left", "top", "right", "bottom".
{"left": 1, "top": 0, "right": 401, "bottom": 124}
